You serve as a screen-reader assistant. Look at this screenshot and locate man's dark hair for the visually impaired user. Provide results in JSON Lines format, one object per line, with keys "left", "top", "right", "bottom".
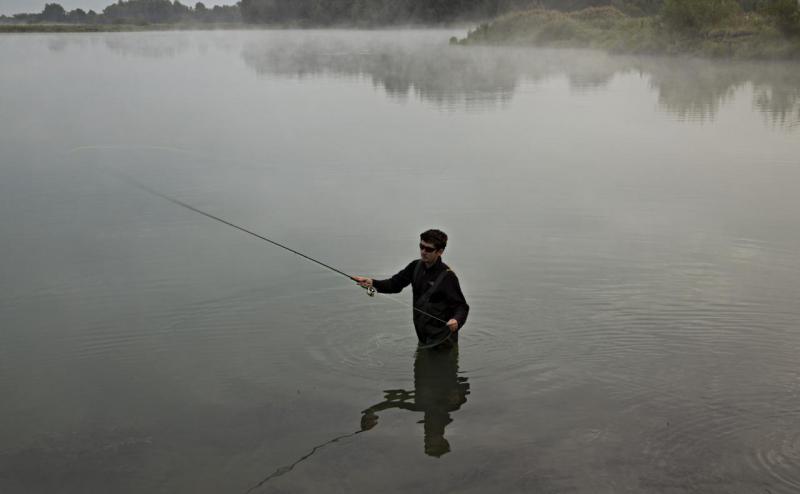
{"left": 420, "top": 229, "right": 448, "bottom": 251}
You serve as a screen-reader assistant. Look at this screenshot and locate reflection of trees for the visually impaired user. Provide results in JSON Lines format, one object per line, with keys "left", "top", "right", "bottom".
{"left": 639, "top": 58, "right": 800, "bottom": 125}
{"left": 242, "top": 39, "right": 520, "bottom": 108}
{"left": 241, "top": 40, "right": 629, "bottom": 107}
{"left": 42, "top": 32, "right": 192, "bottom": 58}
{"left": 44, "top": 30, "right": 800, "bottom": 125}
{"left": 360, "top": 345, "right": 469, "bottom": 457}
{"left": 642, "top": 58, "right": 745, "bottom": 121}
{"left": 45, "top": 32, "right": 191, "bottom": 58}
{"left": 752, "top": 69, "right": 800, "bottom": 128}
{"left": 103, "top": 34, "right": 189, "bottom": 58}
{"left": 241, "top": 34, "right": 800, "bottom": 127}
{"left": 241, "top": 37, "right": 619, "bottom": 105}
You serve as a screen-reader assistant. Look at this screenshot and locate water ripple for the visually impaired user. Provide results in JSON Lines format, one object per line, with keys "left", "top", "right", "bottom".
{"left": 750, "top": 430, "right": 800, "bottom": 493}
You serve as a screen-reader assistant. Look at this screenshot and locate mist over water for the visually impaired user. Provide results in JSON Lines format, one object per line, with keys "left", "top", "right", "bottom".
{"left": 1, "top": 30, "right": 800, "bottom": 493}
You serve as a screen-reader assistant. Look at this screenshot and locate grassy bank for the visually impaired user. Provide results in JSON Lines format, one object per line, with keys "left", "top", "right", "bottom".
{"left": 0, "top": 23, "right": 245, "bottom": 33}
{"left": 456, "top": 6, "right": 800, "bottom": 59}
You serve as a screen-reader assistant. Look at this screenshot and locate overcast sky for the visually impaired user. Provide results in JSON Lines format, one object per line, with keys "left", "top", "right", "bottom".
{"left": 0, "top": 0, "right": 235, "bottom": 15}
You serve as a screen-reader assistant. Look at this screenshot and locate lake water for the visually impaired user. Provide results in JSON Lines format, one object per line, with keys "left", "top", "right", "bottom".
{"left": 1, "top": 30, "right": 800, "bottom": 493}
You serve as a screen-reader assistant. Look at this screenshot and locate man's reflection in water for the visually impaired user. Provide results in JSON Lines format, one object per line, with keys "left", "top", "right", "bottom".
{"left": 245, "top": 345, "right": 469, "bottom": 490}
{"left": 360, "top": 344, "right": 469, "bottom": 457}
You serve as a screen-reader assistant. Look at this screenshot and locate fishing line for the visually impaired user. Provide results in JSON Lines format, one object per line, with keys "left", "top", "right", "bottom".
{"left": 108, "top": 169, "right": 454, "bottom": 342}
{"left": 244, "top": 428, "right": 365, "bottom": 493}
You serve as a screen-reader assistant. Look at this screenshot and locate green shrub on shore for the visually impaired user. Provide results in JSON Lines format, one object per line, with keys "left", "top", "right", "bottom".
{"left": 760, "top": 0, "right": 800, "bottom": 35}
{"left": 462, "top": 7, "right": 638, "bottom": 45}
{"left": 660, "top": 0, "right": 741, "bottom": 32}
{"left": 461, "top": 6, "right": 663, "bottom": 51}
{"left": 459, "top": 5, "right": 800, "bottom": 59}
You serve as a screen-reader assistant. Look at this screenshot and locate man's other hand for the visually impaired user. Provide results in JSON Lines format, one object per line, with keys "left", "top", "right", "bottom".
{"left": 447, "top": 319, "right": 459, "bottom": 333}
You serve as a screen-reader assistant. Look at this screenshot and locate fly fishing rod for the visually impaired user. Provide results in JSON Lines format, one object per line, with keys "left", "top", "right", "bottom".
{"left": 113, "top": 170, "right": 453, "bottom": 347}
{"left": 118, "top": 173, "right": 357, "bottom": 283}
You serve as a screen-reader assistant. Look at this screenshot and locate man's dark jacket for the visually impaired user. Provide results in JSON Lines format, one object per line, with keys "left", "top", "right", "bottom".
{"left": 372, "top": 258, "right": 469, "bottom": 345}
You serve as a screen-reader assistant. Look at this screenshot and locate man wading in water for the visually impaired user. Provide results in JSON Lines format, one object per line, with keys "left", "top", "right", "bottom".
{"left": 353, "top": 229, "right": 469, "bottom": 347}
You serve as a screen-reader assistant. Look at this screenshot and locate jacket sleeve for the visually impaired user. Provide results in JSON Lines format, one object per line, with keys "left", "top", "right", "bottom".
{"left": 444, "top": 272, "right": 469, "bottom": 329}
{"left": 372, "top": 261, "right": 416, "bottom": 294}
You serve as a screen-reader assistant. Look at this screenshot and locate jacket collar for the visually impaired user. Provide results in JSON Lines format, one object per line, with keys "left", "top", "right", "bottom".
{"left": 422, "top": 256, "right": 444, "bottom": 273}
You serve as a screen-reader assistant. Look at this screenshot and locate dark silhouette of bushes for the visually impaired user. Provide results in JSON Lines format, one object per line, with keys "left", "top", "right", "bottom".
{"left": 660, "top": 0, "right": 741, "bottom": 32}
{"left": 760, "top": 0, "right": 800, "bottom": 35}
{"left": 1, "top": 0, "right": 240, "bottom": 25}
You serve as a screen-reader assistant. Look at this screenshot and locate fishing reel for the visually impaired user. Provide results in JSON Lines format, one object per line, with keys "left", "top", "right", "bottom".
{"left": 365, "top": 286, "right": 376, "bottom": 297}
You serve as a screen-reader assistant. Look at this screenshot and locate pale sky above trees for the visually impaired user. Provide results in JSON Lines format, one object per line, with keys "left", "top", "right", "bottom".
{"left": 0, "top": 0, "right": 234, "bottom": 15}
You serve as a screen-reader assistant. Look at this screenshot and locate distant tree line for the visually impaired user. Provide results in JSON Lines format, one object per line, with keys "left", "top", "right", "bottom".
{"left": 236, "top": 0, "right": 798, "bottom": 24}
{"left": 1, "top": 0, "right": 797, "bottom": 33}
{"left": 0, "top": 0, "right": 240, "bottom": 25}
{"left": 659, "top": 0, "right": 800, "bottom": 35}
{"left": 238, "top": 0, "right": 498, "bottom": 24}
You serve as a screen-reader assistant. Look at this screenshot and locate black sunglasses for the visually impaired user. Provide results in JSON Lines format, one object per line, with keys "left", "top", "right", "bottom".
{"left": 419, "top": 243, "right": 438, "bottom": 253}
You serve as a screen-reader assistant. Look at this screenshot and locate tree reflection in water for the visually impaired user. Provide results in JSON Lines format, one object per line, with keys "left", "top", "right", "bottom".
{"left": 241, "top": 35, "right": 800, "bottom": 127}
{"left": 361, "top": 344, "right": 470, "bottom": 457}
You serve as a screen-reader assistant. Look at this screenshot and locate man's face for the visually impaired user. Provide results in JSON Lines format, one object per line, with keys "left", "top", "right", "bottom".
{"left": 419, "top": 240, "right": 443, "bottom": 264}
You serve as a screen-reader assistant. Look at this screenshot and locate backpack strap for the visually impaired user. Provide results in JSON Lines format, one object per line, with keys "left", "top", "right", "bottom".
{"left": 417, "top": 267, "right": 452, "bottom": 307}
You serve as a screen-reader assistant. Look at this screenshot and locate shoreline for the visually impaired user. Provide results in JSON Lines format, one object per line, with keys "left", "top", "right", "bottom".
{"left": 0, "top": 21, "right": 473, "bottom": 34}
{"left": 0, "top": 23, "right": 248, "bottom": 32}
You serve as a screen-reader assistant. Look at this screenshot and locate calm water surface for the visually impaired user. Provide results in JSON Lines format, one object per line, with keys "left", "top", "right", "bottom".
{"left": 1, "top": 30, "right": 800, "bottom": 493}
